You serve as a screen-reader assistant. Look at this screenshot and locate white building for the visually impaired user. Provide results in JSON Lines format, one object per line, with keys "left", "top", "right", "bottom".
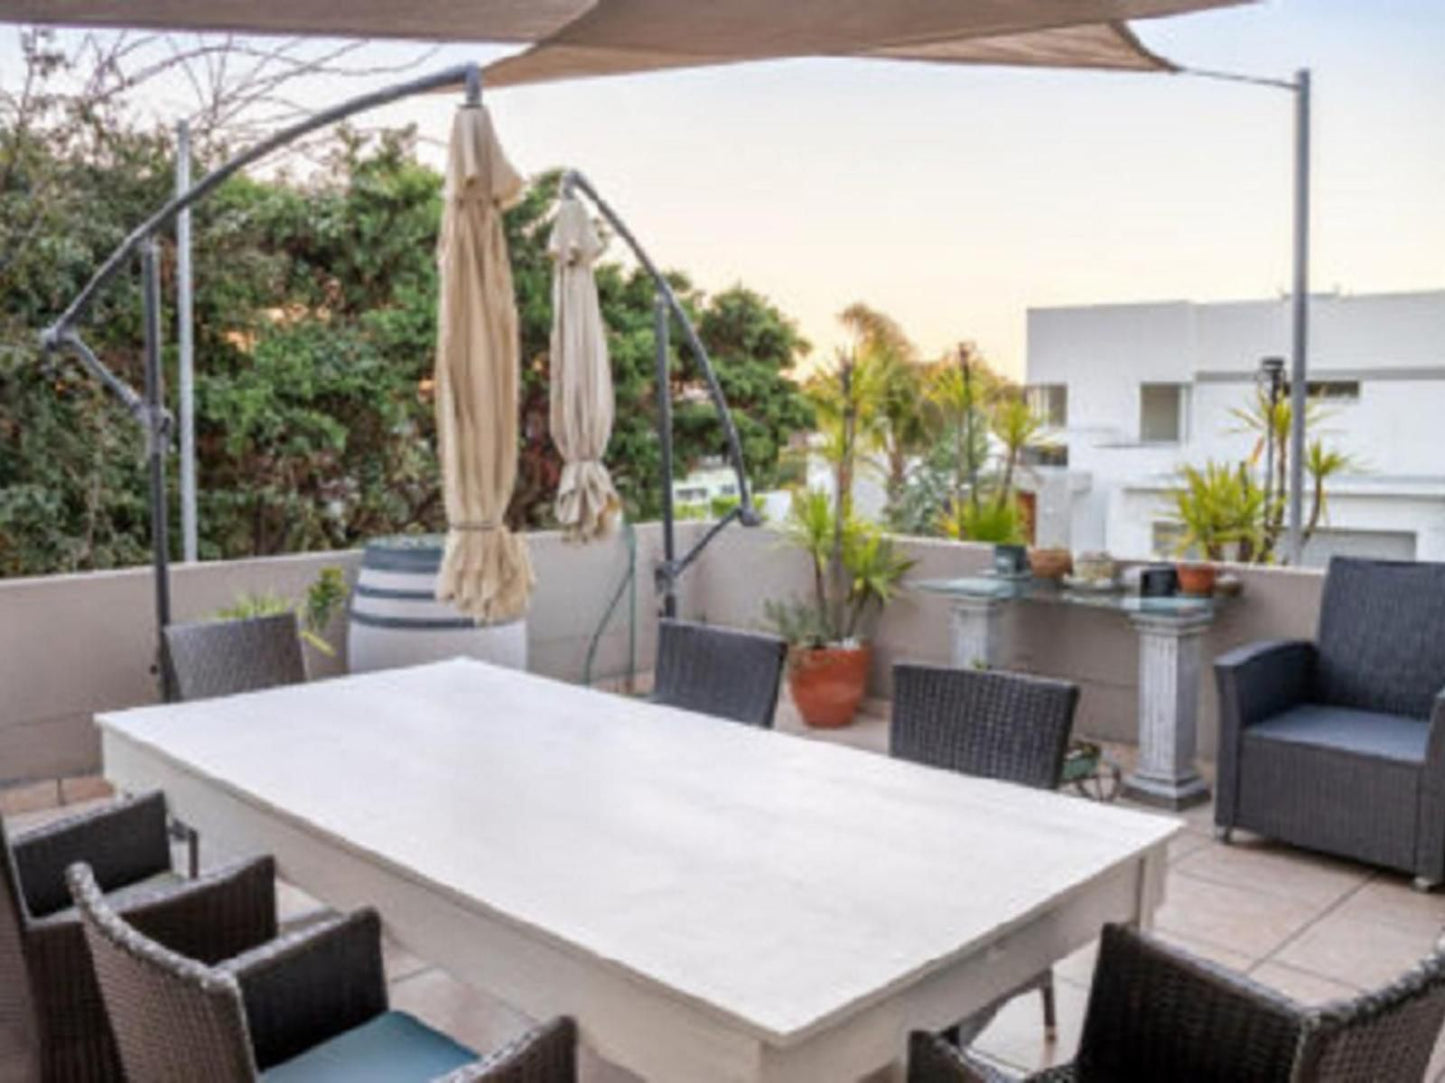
{"left": 1024, "top": 290, "right": 1445, "bottom": 565}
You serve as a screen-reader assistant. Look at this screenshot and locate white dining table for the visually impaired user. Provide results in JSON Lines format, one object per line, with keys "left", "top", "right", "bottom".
{"left": 98, "top": 658, "right": 1180, "bottom": 1082}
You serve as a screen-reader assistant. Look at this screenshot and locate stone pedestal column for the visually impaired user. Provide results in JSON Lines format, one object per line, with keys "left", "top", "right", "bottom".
{"left": 1123, "top": 610, "right": 1212, "bottom": 810}
{"left": 949, "top": 596, "right": 1004, "bottom": 670}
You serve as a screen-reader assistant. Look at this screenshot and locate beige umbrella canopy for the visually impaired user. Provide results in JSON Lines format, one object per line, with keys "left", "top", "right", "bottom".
{"left": 433, "top": 103, "right": 533, "bottom": 622}
{"left": 549, "top": 196, "right": 621, "bottom": 542}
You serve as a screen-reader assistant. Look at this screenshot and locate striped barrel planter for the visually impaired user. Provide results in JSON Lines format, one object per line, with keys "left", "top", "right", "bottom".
{"left": 347, "top": 535, "right": 527, "bottom": 675}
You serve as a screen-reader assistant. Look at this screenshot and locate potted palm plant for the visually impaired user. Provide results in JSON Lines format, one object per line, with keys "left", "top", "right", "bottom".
{"left": 765, "top": 489, "right": 913, "bottom": 727}
{"left": 1168, "top": 463, "right": 1264, "bottom": 595}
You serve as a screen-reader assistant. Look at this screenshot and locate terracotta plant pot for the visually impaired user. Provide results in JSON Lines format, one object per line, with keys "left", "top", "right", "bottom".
{"left": 788, "top": 644, "right": 871, "bottom": 729}
{"left": 1028, "top": 547, "right": 1073, "bottom": 581}
{"left": 1176, "top": 562, "right": 1218, "bottom": 597}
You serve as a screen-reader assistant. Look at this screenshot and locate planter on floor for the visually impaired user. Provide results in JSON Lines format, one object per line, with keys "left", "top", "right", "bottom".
{"left": 787, "top": 644, "right": 870, "bottom": 729}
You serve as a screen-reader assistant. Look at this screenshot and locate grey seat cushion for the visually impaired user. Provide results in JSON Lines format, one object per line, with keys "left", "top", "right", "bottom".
{"left": 1249, "top": 704, "right": 1431, "bottom": 765}
{"left": 263, "top": 1011, "right": 475, "bottom": 1082}
{"left": 31, "top": 869, "right": 185, "bottom": 926}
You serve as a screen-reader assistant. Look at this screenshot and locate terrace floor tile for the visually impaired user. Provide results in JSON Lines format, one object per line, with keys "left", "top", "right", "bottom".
{"left": 1273, "top": 907, "right": 1443, "bottom": 991}
{"left": 1172, "top": 836, "right": 1369, "bottom": 909}
{"left": 1153, "top": 869, "right": 1325, "bottom": 961}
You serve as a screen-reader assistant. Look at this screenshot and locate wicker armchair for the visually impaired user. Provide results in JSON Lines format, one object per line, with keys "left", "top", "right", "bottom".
{"left": 163, "top": 612, "right": 307, "bottom": 703}
{"left": 892, "top": 663, "right": 1080, "bottom": 1045}
{"left": 67, "top": 863, "right": 578, "bottom": 1082}
{"left": 651, "top": 619, "right": 787, "bottom": 728}
{"left": 1214, "top": 557, "right": 1445, "bottom": 887}
{"left": 907, "top": 923, "right": 1445, "bottom": 1083}
{"left": 1, "top": 791, "right": 277, "bottom": 1083}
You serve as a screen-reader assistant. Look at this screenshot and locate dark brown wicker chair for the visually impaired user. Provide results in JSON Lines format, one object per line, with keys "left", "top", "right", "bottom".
{"left": 907, "top": 923, "right": 1445, "bottom": 1083}
{"left": 163, "top": 612, "right": 307, "bottom": 703}
{"left": 67, "top": 863, "right": 578, "bottom": 1082}
{"left": 1, "top": 791, "right": 277, "bottom": 1083}
{"left": 651, "top": 618, "right": 788, "bottom": 728}
{"left": 892, "top": 663, "right": 1081, "bottom": 1046}
{"left": 162, "top": 612, "right": 309, "bottom": 875}
{"left": 1215, "top": 557, "right": 1445, "bottom": 888}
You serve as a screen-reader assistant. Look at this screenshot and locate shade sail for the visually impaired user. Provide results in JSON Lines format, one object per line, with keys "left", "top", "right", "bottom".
{"left": 549, "top": 196, "right": 620, "bottom": 542}
{"left": 434, "top": 103, "right": 533, "bottom": 622}
{"left": 4, "top": 0, "right": 1246, "bottom": 82}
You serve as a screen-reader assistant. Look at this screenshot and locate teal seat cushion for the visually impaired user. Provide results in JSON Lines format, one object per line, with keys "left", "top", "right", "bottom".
{"left": 263, "top": 1011, "right": 476, "bottom": 1083}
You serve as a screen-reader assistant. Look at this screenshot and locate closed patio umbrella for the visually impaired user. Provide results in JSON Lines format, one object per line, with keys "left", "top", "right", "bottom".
{"left": 549, "top": 195, "right": 620, "bottom": 542}
{"left": 434, "top": 101, "right": 534, "bottom": 622}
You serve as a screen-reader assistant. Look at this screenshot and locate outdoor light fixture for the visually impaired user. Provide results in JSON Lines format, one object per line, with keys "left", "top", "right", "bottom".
{"left": 1258, "top": 355, "right": 1287, "bottom": 502}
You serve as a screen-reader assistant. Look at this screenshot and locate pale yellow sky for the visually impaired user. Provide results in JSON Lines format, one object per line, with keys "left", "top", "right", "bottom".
{"left": 7, "top": 1, "right": 1442, "bottom": 377}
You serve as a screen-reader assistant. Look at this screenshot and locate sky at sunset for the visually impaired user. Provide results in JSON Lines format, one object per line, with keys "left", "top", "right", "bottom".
{"left": 4, "top": 0, "right": 1443, "bottom": 376}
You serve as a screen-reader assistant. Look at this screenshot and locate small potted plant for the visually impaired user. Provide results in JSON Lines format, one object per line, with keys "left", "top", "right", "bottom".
{"left": 215, "top": 565, "right": 350, "bottom": 658}
{"left": 765, "top": 489, "right": 914, "bottom": 728}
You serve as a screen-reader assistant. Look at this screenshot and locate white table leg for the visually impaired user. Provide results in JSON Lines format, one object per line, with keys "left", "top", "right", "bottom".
{"left": 1123, "top": 611, "right": 1212, "bottom": 810}
{"left": 949, "top": 596, "right": 1004, "bottom": 669}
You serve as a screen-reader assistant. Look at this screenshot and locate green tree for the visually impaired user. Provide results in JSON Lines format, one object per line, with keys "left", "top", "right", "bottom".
{"left": 0, "top": 38, "right": 814, "bottom": 577}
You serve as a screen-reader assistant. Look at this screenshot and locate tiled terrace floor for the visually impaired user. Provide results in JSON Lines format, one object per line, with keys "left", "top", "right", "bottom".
{"left": 6, "top": 692, "right": 1445, "bottom": 1081}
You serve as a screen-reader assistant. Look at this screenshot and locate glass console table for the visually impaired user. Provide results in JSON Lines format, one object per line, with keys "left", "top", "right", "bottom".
{"left": 911, "top": 575, "right": 1221, "bottom": 810}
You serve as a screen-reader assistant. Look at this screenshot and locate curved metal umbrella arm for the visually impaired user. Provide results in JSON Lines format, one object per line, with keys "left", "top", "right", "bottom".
{"left": 562, "top": 169, "right": 760, "bottom": 528}
{"left": 41, "top": 61, "right": 485, "bottom": 347}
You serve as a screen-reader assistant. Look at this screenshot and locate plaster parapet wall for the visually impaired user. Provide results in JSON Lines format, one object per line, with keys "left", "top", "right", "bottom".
{"left": 692, "top": 527, "right": 1325, "bottom": 760}
{"left": 0, "top": 521, "right": 701, "bottom": 785}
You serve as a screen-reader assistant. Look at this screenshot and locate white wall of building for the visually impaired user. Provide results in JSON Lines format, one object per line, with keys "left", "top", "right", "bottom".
{"left": 1027, "top": 290, "right": 1445, "bottom": 564}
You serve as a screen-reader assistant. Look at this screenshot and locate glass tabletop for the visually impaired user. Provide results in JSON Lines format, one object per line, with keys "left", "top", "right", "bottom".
{"left": 909, "top": 574, "right": 1221, "bottom": 619}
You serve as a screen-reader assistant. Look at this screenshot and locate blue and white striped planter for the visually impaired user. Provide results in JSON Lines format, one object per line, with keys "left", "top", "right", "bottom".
{"left": 347, "top": 535, "right": 527, "bottom": 675}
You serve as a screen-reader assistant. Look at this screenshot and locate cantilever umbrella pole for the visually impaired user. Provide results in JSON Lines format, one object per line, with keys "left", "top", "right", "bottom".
{"left": 38, "top": 60, "right": 486, "bottom": 699}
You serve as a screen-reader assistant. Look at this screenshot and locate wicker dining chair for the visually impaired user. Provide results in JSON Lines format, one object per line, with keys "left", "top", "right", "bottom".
{"left": 67, "top": 862, "right": 578, "bottom": 1083}
{"left": 163, "top": 612, "right": 307, "bottom": 703}
{"left": 907, "top": 922, "right": 1445, "bottom": 1083}
{"left": 651, "top": 618, "right": 788, "bottom": 728}
{"left": 891, "top": 663, "right": 1081, "bottom": 1046}
{"left": 161, "top": 612, "right": 309, "bottom": 875}
{"left": 1, "top": 791, "right": 277, "bottom": 1083}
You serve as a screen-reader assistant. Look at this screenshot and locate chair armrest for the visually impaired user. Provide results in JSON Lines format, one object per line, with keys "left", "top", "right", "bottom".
{"left": 222, "top": 907, "right": 387, "bottom": 1070}
{"left": 12, "top": 791, "right": 171, "bottom": 918}
{"left": 1076, "top": 925, "right": 1304, "bottom": 1080}
{"left": 437, "top": 1017, "right": 578, "bottom": 1082}
{"left": 1214, "top": 639, "right": 1315, "bottom": 730}
{"left": 120, "top": 855, "right": 278, "bottom": 964}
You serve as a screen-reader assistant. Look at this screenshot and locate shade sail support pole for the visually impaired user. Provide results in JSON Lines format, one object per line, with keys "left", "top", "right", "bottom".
{"left": 1181, "top": 63, "right": 1312, "bottom": 565}
{"left": 1285, "top": 68, "right": 1310, "bottom": 566}
{"left": 176, "top": 119, "right": 198, "bottom": 563}
{"left": 141, "top": 242, "right": 176, "bottom": 701}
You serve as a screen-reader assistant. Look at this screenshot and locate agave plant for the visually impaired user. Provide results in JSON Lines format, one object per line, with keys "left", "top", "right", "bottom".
{"left": 214, "top": 565, "right": 349, "bottom": 655}
{"left": 938, "top": 495, "right": 1027, "bottom": 545}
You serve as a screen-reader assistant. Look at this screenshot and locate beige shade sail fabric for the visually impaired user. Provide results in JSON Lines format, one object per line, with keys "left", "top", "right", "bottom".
{"left": 549, "top": 196, "right": 621, "bottom": 542}
{"left": 434, "top": 103, "right": 533, "bottom": 623}
{"left": 1, "top": 0, "right": 1245, "bottom": 81}
{"left": 481, "top": 0, "right": 1248, "bottom": 86}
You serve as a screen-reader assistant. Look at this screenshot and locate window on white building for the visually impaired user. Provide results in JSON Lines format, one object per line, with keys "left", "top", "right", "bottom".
{"left": 1302, "top": 380, "right": 1361, "bottom": 402}
{"left": 1026, "top": 384, "right": 1068, "bottom": 427}
{"left": 1139, "top": 383, "right": 1190, "bottom": 443}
